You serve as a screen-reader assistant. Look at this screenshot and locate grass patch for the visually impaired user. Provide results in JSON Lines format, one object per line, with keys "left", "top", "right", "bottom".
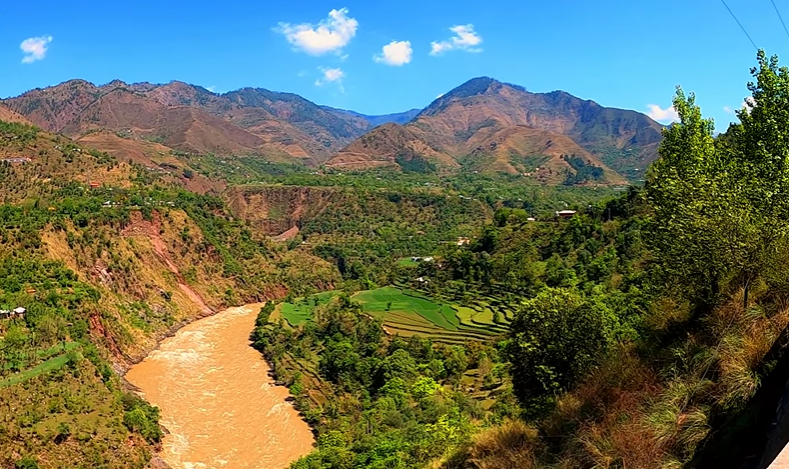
{"left": 354, "top": 286, "right": 459, "bottom": 330}
{"left": 397, "top": 258, "right": 420, "bottom": 267}
{"left": 0, "top": 346, "right": 81, "bottom": 387}
{"left": 273, "top": 286, "right": 512, "bottom": 343}
{"left": 278, "top": 291, "right": 338, "bottom": 326}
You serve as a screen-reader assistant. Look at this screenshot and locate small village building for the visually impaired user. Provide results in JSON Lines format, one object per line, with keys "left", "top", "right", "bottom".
{"left": 0, "top": 157, "right": 32, "bottom": 164}
{"left": 411, "top": 256, "right": 435, "bottom": 263}
{"left": 456, "top": 237, "right": 471, "bottom": 246}
{"left": 13, "top": 307, "right": 26, "bottom": 317}
{"left": 0, "top": 310, "right": 10, "bottom": 319}
{"left": 555, "top": 210, "right": 577, "bottom": 219}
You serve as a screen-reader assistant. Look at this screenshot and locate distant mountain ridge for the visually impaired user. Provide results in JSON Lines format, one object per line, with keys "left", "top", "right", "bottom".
{"left": 325, "top": 108, "right": 422, "bottom": 127}
{"left": 1, "top": 79, "right": 418, "bottom": 164}
{"left": 2, "top": 76, "right": 664, "bottom": 184}
{"left": 330, "top": 77, "right": 663, "bottom": 182}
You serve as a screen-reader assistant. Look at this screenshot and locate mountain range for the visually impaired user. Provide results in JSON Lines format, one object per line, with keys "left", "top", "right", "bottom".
{"left": 2, "top": 77, "right": 665, "bottom": 184}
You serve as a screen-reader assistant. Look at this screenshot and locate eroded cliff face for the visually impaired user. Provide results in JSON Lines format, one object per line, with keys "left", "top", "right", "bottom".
{"left": 224, "top": 185, "right": 343, "bottom": 237}
{"left": 40, "top": 207, "right": 339, "bottom": 367}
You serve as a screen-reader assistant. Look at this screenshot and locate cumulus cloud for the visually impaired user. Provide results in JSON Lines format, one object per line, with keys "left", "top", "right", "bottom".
{"left": 276, "top": 8, "right": 358, "bottom": 56}
{"left": 374, "top": 40, "right": 413, "bottom": 66}
{"left": 315, "top": 67, "right": 345, "bottom": 92}
{"left": 20, "top": 35, "right": 53, "bottom": 63}
{"left": 430, "top": 25, "right": 482, "bottom": 55}
{"left": 724, "top": 106, "right": 734, "bottom": 114}
{"left": 646, "top": 104, "right": 679, "bottom": 123}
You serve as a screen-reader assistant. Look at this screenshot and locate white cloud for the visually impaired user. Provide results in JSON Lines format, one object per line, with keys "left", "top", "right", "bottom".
{"left": 723, "top": 99, "right": 756, "bottom": 115}
{"left": 430, "top": 25, "right": 482, "bottom": 56}
{"left": 436, "top": 93, "right": 444, "bottom": 99}
{"left": 374, "top": 40, "right": 413, "bottom": 66}
{"left": 206, "top": 86, "right": 217, "bottom": 93}
{"left": 315, "top": 67, "right": 345, "bottom": 92}
{"left": 743, "top": 96, "right": 756, "bottom": 111}
{"left": 20, "top": 35, "right": 53, "bottom": 63}
{"left": 276, "top": 8, "right": 358, "bottom": 56}
{"left": 646, "top": 104, "right": 679, "bottom": 123}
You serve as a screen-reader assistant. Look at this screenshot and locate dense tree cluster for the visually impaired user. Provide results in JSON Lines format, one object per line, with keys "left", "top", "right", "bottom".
{"left": 253, "top": 295, "right": 518, "bottom": 469}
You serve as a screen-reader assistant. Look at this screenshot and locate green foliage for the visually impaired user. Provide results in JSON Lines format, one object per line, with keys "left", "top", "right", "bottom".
{"left": 504, "top": 288, "right": 616, "bottom": 408}
{"left": 254, "top": 296, "right": 512, "bottom": 468}
{"left": 15, "top": 455, "right": 39, "bottom": 469}
{"left": 647, "top": 61, "right": 789, "bottom": 313}
{"left": 0, "top": 120, "right": 39, "bottom": 148}
{"left": 121, "top": 393, "right": 163, "bottom": 443}
{"left": 256, "top": 301, "right": 277, "bottom": 327}
{"left": 562, "top": 157, "right": 604, "bottom": 185}
{"left": 395, "top": 149, "right": 437, "bottom": 174}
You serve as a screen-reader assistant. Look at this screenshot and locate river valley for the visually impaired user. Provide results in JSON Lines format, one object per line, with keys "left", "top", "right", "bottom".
{"left": 125, "top": 304, "right": 315, "bottom": 469}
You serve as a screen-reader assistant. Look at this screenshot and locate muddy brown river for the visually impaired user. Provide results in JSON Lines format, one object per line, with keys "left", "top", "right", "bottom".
{"left": 126, "top": 304, "right": 315, "bottom": 469}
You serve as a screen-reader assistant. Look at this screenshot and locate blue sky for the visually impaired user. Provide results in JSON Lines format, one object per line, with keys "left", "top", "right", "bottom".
{"left": 0, "top": 0, "right": 786, "bottom": 128}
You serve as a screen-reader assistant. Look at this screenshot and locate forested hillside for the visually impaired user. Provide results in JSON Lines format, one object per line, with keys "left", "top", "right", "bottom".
{"left": 246, "top": 51, "right": 789, "bottom": 469}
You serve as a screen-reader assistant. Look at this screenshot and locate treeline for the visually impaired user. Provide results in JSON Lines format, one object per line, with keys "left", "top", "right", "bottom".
{"left": 302, "top": 189, "right": 490, "bottom": 288}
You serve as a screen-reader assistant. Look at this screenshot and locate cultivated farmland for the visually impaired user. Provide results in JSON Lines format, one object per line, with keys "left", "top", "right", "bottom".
{"left": 271, "top": 286, "right": 511, "bottom": 345}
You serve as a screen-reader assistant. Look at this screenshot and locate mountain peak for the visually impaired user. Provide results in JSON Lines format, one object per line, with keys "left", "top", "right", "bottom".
{"left": 102, "top": 79, "right": 128, "bottom": 88}
{"left": 445, "top": 77, "right": 499, "bottom": 99}
{"left": 452, "top": 77, "right": 527, "bottom": 96}
{"left": 420, "top": 77, "right": 528, "bottom": 117}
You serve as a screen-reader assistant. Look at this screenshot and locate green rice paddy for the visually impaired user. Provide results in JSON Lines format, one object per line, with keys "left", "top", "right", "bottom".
{"left": 273, "top": 286, "right": 512, "bottom": 345}
{"left": 354, "top": 286, "right": 459, "bottom": 330}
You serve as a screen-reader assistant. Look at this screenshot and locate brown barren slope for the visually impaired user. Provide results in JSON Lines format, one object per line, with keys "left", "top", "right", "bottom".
{"left": 466, "top": 126, "right": 628, "bottom": 184}
{"left": 327, "top": 123, "right": 458, "bottom": 170}
{"left": 3, "top": 79, "right": 380, "bottom": 163}
{"left": 0, "top": 103, "right": 33, "bottom": 125}
{"left": 61, "top": 89, "right": 266, "bottom": 154}
{"left": 77, "top": 130, "right": 173, "bottom": 167}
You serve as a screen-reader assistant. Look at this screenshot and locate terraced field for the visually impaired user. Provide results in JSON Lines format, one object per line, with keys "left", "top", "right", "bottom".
{"left": 354, "top": 286, "right": 459, "bottom": 330}
{"left": 271, "top": 286, "right": 511, "bottom": 345}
